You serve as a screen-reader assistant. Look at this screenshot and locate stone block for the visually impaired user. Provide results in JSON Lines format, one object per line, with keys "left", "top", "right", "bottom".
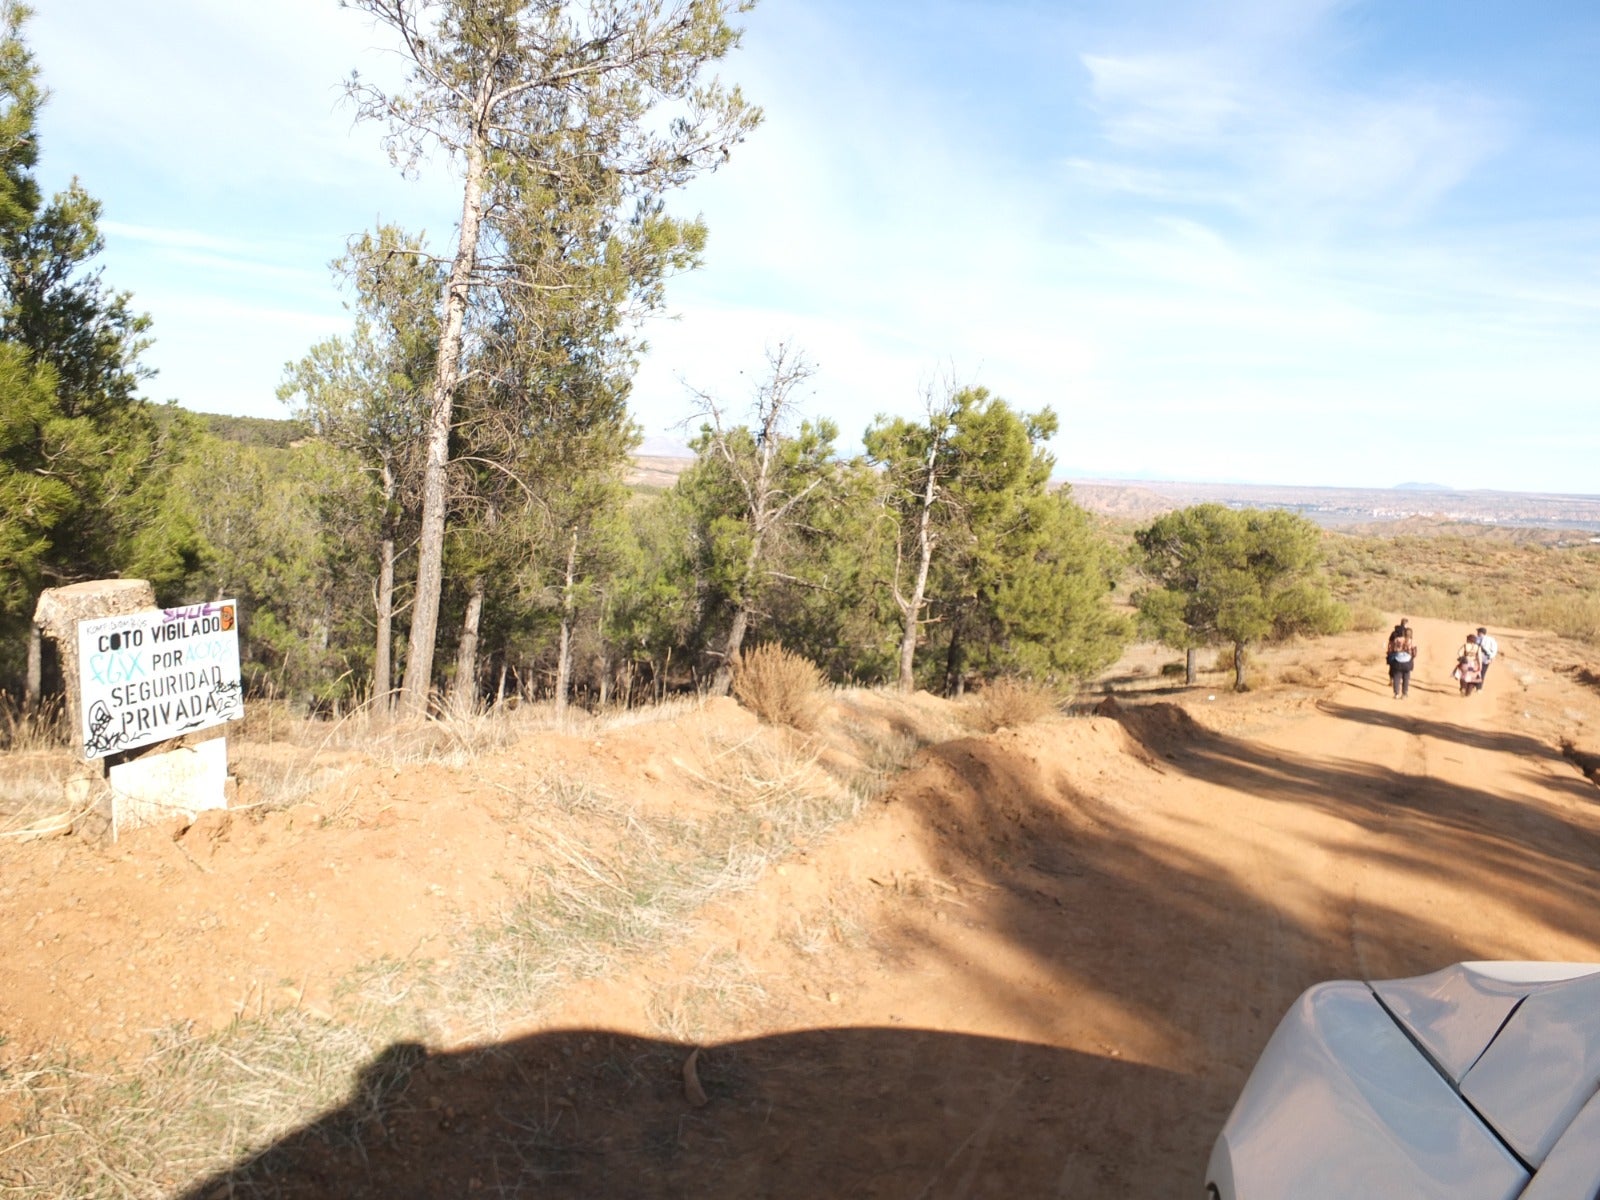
{"left": 108, "top": 736, "right": 230, "bottom": 838}
{"left": 34, "top": 579, "right": 156, "bottom": 755}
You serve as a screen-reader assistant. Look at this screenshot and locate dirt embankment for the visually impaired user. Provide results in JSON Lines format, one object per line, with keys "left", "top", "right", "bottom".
{"left": 5, "top": 617, "right": 1600, "bottom": 1198}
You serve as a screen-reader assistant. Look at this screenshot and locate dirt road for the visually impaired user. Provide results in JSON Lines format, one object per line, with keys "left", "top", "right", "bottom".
{"left": 7, "top": 620, "right": 1600, "bottom": 1198}
{"left": 165, "top": 618, "right": 1600, "bottom": 1198}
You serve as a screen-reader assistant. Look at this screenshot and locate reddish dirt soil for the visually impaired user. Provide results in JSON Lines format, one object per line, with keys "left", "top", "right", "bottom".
{"left": 5, "top": 616, "right": 1600, "bottom": 1197}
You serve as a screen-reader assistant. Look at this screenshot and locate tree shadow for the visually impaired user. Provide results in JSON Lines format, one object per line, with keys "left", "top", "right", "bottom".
{"left": 1315, "top": 699, "right": 1568, "bottom": 762}
{"left": 1109, "top": 700, "right": 1600, "bottom": 939}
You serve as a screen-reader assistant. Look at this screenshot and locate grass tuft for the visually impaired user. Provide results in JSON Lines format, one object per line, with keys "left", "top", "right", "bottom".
{"left": 731, "top": 644, "right": 828, "bottom": 732}
{"left": 970, "top": 677, "right": 1063, "bottom": 731}
{"left": 645, "top": 949, "right": 769, "bottom": 1043}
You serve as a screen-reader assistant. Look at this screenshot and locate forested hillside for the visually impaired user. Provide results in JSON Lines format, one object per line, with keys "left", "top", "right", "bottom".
{"left": 0, "top": 5, "right": 1150, "bottom": 720}
{"left": 0, "top": 4, "right": 1353, "bottom": 723}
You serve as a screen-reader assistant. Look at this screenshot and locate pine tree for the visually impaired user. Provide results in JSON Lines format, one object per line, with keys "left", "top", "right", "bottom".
{"left": 682, "top": 344, "right": 835, "bottom": 695}
{"left": 344, "top": 0, "right": 761, "bottom": 715}
{"left": 0, "top": 4, "right": 195, "bottom": 698}
{"left": 1135, "top": 504, "right": 1347, "bottom": 689}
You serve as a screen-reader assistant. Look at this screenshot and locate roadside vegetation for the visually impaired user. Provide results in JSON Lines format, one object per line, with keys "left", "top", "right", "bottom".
{"left": 1323, "top": 530, "right": 1600, "bottom": 645}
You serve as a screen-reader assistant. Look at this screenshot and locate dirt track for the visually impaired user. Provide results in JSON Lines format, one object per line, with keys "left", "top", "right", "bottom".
{"left": 8, "top": 617, "right": 1600, "bottom": 1197}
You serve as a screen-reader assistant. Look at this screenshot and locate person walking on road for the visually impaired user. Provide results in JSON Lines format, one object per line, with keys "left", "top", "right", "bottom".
{"left": 1386, "top": 623, "right": 1418, "bottom": 699}
{"left": 1455, "top": 632, "right": 1484, "bottom": 696}
{"left": 1476, "top": 626, "right": 1499, "bottom": 685}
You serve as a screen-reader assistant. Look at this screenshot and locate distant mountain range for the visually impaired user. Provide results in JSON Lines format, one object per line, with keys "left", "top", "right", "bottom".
{"left": 1063, "top": 477, "right": 1600, "bottom": 533}
{"left": 193, "top": 416, "right": 1600, "bottom": 536}
{"left": 621, "top": 455, "right": 1600, "bottom": 533}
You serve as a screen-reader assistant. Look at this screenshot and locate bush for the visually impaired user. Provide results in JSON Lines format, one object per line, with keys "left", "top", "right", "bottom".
{"left": 1525, "top": 594, "right": 1600, "bottom": 644}
{"left": 971, "top": 676, "right": 1062, "bottom": 731}
{"left": 1210, "top": 647, "right": 1245, "bottom": 673}
{"left": 731, "top": 644, "right": 827, "bottom": 732}
{"left": 1345, "top": 603, "right": 1387, "bottom": 633}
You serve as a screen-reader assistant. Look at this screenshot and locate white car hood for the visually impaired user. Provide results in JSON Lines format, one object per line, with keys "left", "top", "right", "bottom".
{"left": 1210, "top": 962, "right": 1600, "bottom": 1199}
{"left": 1374, "top": 962, "right": 1600, "bottom": 1167}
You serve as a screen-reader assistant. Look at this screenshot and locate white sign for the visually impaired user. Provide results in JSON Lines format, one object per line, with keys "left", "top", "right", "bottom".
{"left": 76, "top": 601, "right": 244, "bottom": 759}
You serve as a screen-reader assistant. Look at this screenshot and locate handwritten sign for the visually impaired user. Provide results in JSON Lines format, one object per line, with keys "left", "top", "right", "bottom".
{"left": 76, "top": 601, "right": 244, "bottom": 759}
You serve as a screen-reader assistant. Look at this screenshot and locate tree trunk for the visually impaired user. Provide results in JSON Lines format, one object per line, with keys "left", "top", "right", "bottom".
{"left": 712, "top": 531, "right": 765, "bottom": 697}
{"left": 452, "top": 575, "right": 485, "bottom": 715}
{"left": 943, "top": 618, "right": 966, "bottom": 697}
{"left": 374, "top": 534, "right": 395, "bottom": 710}
{"left": 400, "top": 128, "right": 488, "bottom": 716}
{"left": 555, "top": 528, "right": 579, "bottom": 718}
{"left": 896, "top": 445, "right": 940, "bottom": 693}
{"left": 1234, "top": 642, "right": 1247, "bottom": 691}
{"left": 713, "top": 606, "right": 750, "bottom": 697}
{"left": 24, "top": 621, "right": 41, "bottom": 713}
{"left": 495, "top": 658, "right": 508, "bottom": 707}
{"left": 373, "top": 462, "right": 397, "bottom": 712}
{"left": 1185, "top": 646, "right": 1196, "bottom": 686}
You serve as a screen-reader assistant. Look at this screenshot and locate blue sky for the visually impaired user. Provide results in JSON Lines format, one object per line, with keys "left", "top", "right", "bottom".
{"left": 26, "top": 0, "right": 1600, "bottom": 493}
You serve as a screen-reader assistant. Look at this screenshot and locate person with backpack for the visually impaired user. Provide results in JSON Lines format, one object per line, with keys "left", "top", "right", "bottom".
{"left": 1476, "top": 626, "right": 1499, "bottom": 685}
{"left": 1386, "top": 624, "right": 1418, "bottom": 699}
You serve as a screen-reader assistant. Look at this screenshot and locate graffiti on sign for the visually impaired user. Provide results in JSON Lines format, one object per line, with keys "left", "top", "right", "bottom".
{"left": 76, "top": 602, "right": 244, "bottom": 759}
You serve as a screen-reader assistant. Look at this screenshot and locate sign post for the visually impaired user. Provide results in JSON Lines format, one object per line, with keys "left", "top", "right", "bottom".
{"left": 67, "top": 598, "right": 245, "bottom": 837}
{"left": 76, "top": 601, "right": 244, "bottom": 760}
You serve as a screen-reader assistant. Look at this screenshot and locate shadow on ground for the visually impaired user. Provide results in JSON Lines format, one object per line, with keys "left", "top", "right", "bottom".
{"left": 179, "top": 1027, "right": 1183, "bottom": 1199}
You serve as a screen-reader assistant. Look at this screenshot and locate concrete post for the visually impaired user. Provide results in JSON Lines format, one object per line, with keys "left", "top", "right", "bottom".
{"left": 34, "top": 579, "right": 156, "bottom": 742}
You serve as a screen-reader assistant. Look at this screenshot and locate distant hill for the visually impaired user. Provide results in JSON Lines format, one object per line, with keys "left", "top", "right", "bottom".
{"left": 638, "top": 435, "right": 692, "bottom": 458}
{"left": 628, "top": 454, "right": 692, "bottom": 491}
{"left": 190, "top": 411, "right": 308, "bottom": 449}
{"left": 1062, "top": 477, "right": 1600, "bottom": 534}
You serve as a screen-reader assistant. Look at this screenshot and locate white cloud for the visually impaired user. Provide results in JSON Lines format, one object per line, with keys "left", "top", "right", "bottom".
{"left": 1083, "top": 51, "right": 1246, "bottom": 148}
{"left": 20, "top": 0, "right": 1600, "bottom": 493}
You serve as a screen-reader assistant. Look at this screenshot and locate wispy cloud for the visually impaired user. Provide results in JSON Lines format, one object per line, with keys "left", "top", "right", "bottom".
{"left": 24, "top": 0, "right": 1600, "bottom": 491}
{"left": 1080, "top": 47, "right": 1507, "bottom": 227}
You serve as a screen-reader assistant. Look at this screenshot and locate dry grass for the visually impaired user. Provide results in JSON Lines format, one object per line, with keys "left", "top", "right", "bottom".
{"left": 783, "top": 893, "right": 868, "bottom": 959}
{"left": 594, "top": 694, "right": 706, "bottom": 731}
{"left": 0, "top": 751, "right": 79, "bottom": 838}
{"left": 731, "top": 644, "right": 827, "bottom": 732}
{"left": 970, "top": 676, "right": 1063, "bottom": 732}
{"left": 645, "top": 949, "right": 769, "bottom": 1043}
{"left": 0, "top": 1005, "right": 422, "bottom": 1200}
{"left": 0, "top": 695, "right": 923, "bottom": 1196}
{"left": 1276, "top": 659, "right": 1339, "bottom": 688}
{"left": 0, "top": 693, "right": 65, "bottom": 753}
{"left": 835, "top": 724, "right": 924, "bottom": 804}
{"left": 234, "top": 703, "right": 553, "bottom": 810}
{"left": 443, "top": 731, "right": 860, "bottom": 1037}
